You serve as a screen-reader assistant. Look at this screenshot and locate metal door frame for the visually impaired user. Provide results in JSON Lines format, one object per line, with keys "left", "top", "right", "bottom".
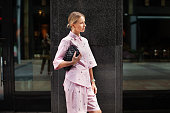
{"left": 0, "top": 38, "right": 14, "bottom": 111}
{"left": 0, "top": 0, "right": 14, "bottom": 111}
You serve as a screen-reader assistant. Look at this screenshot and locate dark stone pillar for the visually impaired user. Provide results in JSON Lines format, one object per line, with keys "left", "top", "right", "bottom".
{"left": 51, "top": 0, "right": 123, "bottom": 113}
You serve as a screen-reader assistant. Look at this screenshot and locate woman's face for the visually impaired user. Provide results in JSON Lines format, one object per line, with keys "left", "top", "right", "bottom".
{"left": 72, "top": 16, "right": 86, "bottom": 33}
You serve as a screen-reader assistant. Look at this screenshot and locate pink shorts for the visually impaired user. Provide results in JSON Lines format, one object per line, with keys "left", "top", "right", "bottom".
{"left": 63, "top": 79, "right": 100, "bottom": 113}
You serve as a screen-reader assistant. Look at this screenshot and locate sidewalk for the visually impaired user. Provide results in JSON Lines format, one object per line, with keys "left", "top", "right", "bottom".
{"left": 14, "top": 59, "right": 51, "bottom": 91}
{"left": 123, "top": 62, "right": 170, "bottom": 90}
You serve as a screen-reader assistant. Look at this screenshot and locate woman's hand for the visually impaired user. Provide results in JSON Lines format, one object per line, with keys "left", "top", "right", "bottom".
{"left": 92, "top": 82, "right": 97, "bottom": 94}
{"left": 71, "top": 51, "right": 82, "bottom": 65}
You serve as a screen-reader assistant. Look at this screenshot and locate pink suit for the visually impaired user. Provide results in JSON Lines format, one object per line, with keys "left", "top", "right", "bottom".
{"left": 53, "top": 31, "right": 100, "bottom": 113}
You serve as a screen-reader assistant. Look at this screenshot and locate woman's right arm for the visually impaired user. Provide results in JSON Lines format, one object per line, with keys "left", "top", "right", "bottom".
{"left": 57, "top": 51, "right": 81, "bottom": 70}
{"left": 53, "top": 39, "right": 81, "bottom": 70}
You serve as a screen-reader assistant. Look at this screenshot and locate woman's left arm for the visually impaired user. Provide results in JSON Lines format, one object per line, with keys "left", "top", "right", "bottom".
{"left": 89, "top": 68, "right": 97, "bottom": 94}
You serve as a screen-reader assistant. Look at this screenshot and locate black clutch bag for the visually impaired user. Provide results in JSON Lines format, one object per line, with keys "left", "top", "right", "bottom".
{"left": 63, "top": 45, "right": 80, "bottom": 71}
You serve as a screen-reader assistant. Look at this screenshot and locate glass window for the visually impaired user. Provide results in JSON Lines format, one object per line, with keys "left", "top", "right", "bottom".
{"left": 123, "top": 0, "right": 170, "bottom": 90}
{"left": 14, "top": 0, "right": 50, "bottom": 91}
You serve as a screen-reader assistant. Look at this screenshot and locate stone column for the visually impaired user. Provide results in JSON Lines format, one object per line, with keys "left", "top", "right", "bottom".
{"left": 51, "top": 0, "right": 123, "bottom": 113}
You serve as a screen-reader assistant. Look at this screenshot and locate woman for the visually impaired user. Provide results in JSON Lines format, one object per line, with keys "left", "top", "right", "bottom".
{"left": 53, "top": 11, "right": 102, "bottom": 113}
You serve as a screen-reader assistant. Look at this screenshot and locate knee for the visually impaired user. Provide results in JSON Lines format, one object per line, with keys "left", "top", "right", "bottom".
{"left": 89, "top": 110, "right": 102, "bottom": 113}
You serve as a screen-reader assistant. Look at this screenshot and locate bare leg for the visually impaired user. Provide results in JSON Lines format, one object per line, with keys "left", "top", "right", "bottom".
{"left": 89, "top": 110, "right": 102, "bottom": 113}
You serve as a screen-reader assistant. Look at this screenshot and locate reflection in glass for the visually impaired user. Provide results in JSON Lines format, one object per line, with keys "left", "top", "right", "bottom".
{"left": 14, "top": 28, "right": 51, "bottom": 91}
{"left": 40, "top": 30, "right": 50, "bottom": 75}
{"left": 0, "top": 47, "right": 4, "bottom": 100}
{"left": 123, "top": 0, "right": 170, "bottom": 90}
{"left": 14, "top": 0, "right": 50, "bottom": 91}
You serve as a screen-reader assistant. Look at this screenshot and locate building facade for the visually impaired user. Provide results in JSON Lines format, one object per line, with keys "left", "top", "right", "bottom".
{"left": 0, "top": 0, "right": 123, "bottom": 112}
{"left": 1, "top": 0, "right": 170, "bottom": 112}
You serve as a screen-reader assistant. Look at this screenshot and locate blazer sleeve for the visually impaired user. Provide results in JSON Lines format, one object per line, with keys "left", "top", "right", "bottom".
{"left": 53, "top": 39, "right": 70, "bottom": 70}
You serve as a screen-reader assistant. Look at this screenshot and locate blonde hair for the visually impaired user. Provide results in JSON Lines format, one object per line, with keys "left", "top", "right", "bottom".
{"left": 67, "top": 12, "right": 85, "bottom": 29}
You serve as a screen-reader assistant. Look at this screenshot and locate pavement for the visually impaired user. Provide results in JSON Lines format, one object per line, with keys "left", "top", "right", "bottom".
{"left": 123, "top": 62, "right": 170, "bottom": 90}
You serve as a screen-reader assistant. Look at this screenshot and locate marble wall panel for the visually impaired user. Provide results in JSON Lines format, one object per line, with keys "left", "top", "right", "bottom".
{"left": 51, "top": 0, "right": 123, "bottom": 113}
